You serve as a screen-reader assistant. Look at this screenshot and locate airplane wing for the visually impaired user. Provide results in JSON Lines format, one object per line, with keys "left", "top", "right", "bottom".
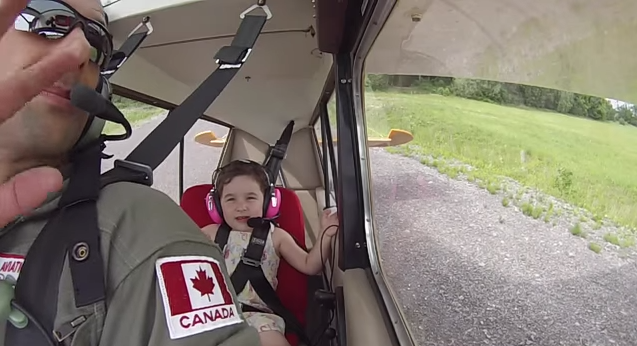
{"left": 194, "top": 129, "right": 413, "bottom": 148}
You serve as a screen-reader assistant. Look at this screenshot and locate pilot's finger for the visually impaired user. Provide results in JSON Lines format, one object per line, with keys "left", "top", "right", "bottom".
{"left": 0, "top": 28, "right": 88, "bottom": 122}
{"left": 0, "top": 167, "right": 63, "bottom": 228}
{"left": 0, "top": 0, "right": 28, "bottom": 36}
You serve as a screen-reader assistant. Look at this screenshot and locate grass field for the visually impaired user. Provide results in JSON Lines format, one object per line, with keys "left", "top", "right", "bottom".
{"left": 105, "top": 101, "right": 165, "bottom": 135}
{"left": 363, "top": 91, "right": 637, "bottom": 232}
{"left": 110, "top": 92, "right": 637, "bottom": 244}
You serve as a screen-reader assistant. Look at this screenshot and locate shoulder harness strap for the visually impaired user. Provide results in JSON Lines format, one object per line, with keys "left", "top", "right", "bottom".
{"left": 3, "top": 141, "right": 156, "bottom": 346}
{"left": 5, "top": 141, "right": 107, "bottom": 345}
{"left": 214, "top": 223, "right": 231, "bottom": 251}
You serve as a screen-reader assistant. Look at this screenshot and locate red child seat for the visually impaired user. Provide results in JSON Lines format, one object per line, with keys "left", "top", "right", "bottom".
{"left": 180, "top": 184, "right": 307, "bottom": 346}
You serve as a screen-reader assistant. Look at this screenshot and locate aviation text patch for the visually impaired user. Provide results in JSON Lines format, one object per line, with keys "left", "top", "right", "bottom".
{"left": 0, "top": 253, "right": 24, "bottom": 283}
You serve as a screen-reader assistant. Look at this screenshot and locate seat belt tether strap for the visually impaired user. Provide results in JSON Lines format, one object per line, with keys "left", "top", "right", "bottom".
{"left": 263, "top": 120, "right": 294, "bottom": 182}
{"left": 238, "top": 223, "right": 311, "bottom": 345}
{"left": 5, "top": 141, "right": 106, "bottom": 345}
{"left": 106, "top": 13, "right": 268, "bottom": 182}
{"left": 102, "top": 16, "right": 154, "bottom": 79}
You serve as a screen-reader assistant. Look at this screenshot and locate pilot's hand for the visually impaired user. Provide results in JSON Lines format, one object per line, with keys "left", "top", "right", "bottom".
{"left": 0, "top": 0, "right": 88, "bottom": 227}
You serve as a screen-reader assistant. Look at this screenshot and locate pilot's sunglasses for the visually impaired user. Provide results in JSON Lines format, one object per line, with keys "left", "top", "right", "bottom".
{"left": 14, "top": 0, "right": 113, "bottom": 70}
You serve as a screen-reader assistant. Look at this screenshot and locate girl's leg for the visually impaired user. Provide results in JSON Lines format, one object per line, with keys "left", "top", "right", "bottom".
{"left": 258, "top": 331, "right": 290, "bottom": 346}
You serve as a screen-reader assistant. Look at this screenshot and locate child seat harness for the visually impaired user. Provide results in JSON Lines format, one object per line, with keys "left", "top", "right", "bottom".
{"left": 214, "top": 222, "right": 310, "bottom": 345}
{"left": 213, "top": 121, "right": 311, "bottom": 345}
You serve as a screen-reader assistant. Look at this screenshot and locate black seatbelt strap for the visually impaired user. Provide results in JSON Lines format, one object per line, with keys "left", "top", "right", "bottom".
{"left": 228, "top": 224, "right": 268, "bottom": 294}
{"left": 5, "top": 141, "right": 106, "bottom": 345}
{"left": 321, "top": 103, "right": 338, "bottom": 189}
{"left": 224, "top": 222, "right": 311, "bottom": 345}
{"left": 102, "top": 14, "right": 267, "bottom": 184}
{"left": 214, "top": 223, "right": 232, "bottom": 250}
{"left": 64, "top": 146, "right": 107, "bottom": 308}
{"left": 263, "top": 121, "right": 294, "bottom": 183}
{"left": 102, "top": 17, "right": 153, "bottom": 80}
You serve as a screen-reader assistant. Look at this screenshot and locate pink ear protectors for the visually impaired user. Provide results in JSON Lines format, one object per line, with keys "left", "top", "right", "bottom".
{"left": 206, "top": 188, "right": 281, "bottom": 224}
{"left": 206, "top": 192, "right": 223, "bottom": 224}
{"left": 205, "top": 160, "right": 282, "bottom": 225}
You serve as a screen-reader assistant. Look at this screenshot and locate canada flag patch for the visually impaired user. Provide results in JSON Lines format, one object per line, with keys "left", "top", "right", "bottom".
{"left": 155, "top": 256, "right": 242, "bottom": 339}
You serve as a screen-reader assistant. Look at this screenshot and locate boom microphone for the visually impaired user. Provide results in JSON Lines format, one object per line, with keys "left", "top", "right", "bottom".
{"left": 70, "top": 84, "right": 132, "bottom": 140}
{"left": 247, "top": 217, "right": 269, "bottom": 228}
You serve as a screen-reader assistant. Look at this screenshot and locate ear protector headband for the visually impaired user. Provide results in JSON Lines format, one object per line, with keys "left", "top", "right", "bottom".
{"left": 73, "top": 75, "right": 110, "bottom": 149}
{"left": 206, "top": 159, "right": 281, "bottom": 224}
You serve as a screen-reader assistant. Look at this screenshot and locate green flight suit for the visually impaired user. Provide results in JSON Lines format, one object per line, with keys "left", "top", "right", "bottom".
{"left": 0, "top": 179, "right": 261, "bottom": 345}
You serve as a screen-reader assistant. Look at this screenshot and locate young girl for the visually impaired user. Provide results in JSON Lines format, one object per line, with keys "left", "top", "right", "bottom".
{"left": 201, "top": 160, "right": 339, "bottom": 346}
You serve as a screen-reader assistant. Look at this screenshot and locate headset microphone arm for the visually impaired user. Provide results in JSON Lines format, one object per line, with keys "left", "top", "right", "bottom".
{"left": 70, "top": 84, "right": 133, "bottom": 141}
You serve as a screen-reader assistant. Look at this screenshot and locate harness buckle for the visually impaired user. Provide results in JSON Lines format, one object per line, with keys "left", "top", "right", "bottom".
{"left": 113, "top": 159, "right": 153, "bottom": 186}
{"left": 215, "top": 47, "right": 253, "bottom": 69}
{"left": 240, "top": 248, "right": 262, "bottom": 267}
{"left": 268, "top": 145, "right": 287, "bottom": 160}
{"left": 241, "top": 255, "right": 262, "bottom": 267}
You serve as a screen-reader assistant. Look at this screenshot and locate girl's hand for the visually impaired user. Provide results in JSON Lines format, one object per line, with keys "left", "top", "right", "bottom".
{"left": 321, "top": 207, "right": 339, "bottom": 236}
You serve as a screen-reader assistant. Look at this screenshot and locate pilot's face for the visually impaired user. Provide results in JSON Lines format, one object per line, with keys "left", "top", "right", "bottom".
{"left": 0, "top": 0, "right": 109, "bottom": 161}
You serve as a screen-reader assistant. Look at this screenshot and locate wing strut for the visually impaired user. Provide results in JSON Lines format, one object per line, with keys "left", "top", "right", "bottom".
{"left": 102, "top": 7, "right": 270, "bottom": 185}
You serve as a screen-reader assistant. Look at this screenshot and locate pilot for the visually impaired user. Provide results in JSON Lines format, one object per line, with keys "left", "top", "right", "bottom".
{"left": 0, "top": 0, "right": 260, "bottom": 345}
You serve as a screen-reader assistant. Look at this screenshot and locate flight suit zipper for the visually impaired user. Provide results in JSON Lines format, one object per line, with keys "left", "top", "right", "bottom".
{"left": 53, "top": 315, "right": 87, "bottom": 342}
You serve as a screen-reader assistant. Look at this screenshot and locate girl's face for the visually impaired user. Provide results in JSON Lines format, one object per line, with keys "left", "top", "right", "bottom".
{"left": 220, "top": 175, "right": 265, "bottom": 231}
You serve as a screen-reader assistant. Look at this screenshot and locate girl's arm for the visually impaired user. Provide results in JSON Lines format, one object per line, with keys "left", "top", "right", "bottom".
{"left": 275, "top": 208, "right": 339, "bottom": 275}
{"left": 201, "top": 223, "right": 220, "bottom": 243}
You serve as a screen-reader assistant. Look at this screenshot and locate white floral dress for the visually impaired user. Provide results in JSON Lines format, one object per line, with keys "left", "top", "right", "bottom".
{"left": 222, "top": 223, "right": 286, "bottom": 334}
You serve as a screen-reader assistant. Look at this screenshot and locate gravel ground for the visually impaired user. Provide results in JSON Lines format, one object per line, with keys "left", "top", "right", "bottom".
{"left": 370, "top": 148, "right": 637, "bottom": 346}
{"left": 109, "top": 117, "right": 637, "bottom": 346}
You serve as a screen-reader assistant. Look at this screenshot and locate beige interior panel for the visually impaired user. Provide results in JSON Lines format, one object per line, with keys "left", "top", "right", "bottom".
{"left": 218, "top": 128, "right": 236, "bottom": 168}
{"left": 342, "top": 269, "right": 393, "bottom": 346}
{"left": 281, "top": 127, "right": 323, "bottom": 190}
{"left": 227, "top": 128, "right": 322, "bottom": 188}
{"left": 227, "top": 129, "right": 269, "bottom": 164}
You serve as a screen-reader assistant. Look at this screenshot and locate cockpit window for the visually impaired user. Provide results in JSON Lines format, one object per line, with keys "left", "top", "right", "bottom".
{"left": 363, "top": 18, "right": 637, "bottom": 344}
